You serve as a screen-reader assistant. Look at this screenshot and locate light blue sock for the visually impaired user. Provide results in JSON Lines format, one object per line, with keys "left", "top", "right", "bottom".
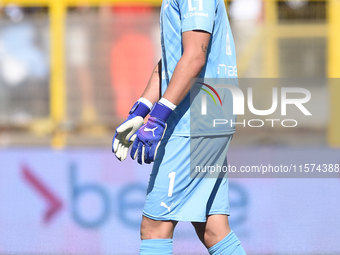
{"left": 140, "top": 238, "right": 173, "bottom": 255}
{"left": 208, "top": 231, "right": 247, "bottom": 255}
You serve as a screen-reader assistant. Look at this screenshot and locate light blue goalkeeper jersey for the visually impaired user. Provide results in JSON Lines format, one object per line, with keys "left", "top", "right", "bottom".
{"left": 160, "top": 0, "right": 238, "bottom": 136}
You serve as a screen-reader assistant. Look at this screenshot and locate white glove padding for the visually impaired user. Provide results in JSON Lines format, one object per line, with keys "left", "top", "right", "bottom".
{"left": 113, "top": 116, "right": 144, "bottom": 161}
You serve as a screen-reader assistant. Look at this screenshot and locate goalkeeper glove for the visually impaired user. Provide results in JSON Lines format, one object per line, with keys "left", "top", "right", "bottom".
{"left": 112, "top": 98, "right": 152, "bottom": 161}
{"left": 131, "top": 98, "right": 176, "bottom": 165}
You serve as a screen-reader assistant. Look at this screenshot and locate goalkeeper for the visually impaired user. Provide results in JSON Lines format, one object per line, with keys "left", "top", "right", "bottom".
{"left": 113, "top": 0, "right": 246, "bottom": 254}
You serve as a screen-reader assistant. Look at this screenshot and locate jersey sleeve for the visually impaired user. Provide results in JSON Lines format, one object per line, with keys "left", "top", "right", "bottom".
{"left": 178, "top": 0, "right": 216, "bottom": 34}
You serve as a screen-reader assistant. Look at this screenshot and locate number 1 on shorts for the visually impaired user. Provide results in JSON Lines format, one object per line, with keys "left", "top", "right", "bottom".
{"left": 168, "top": 172, "right": 176, "bottom": 197}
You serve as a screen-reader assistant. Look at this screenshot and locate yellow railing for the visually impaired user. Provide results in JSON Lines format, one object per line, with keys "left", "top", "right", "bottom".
{"left": 238, "top": 0, "right": 340, "bottom": 147}
{"left": 1, "top": 0, "right": 339, "bottom": 147}
{"left": 0, "top": 0, "right": 164, "bottom": 148}
{"left": 328, "top": 0, "right": 340, "bottom": 147}
{"left": 0, "top": 0, "right": 163, "bottom": 6}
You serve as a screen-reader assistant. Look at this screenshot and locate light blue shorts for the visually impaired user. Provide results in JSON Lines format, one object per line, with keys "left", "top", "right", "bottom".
{"left": 143, "top": 134, "right": 233, "bottom": 222}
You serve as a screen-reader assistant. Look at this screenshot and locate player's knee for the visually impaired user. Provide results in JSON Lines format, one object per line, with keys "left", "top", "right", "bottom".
{"left": 204, "top": 225, "right": 232, "bottom": 248}
{"left": 140, "top": 217, "right": 175, "bottom": 240}
{"left": 204, "top": 225, "right": 220, "bottom": 247}
{"left": 203, "top": 215, "right": 231, "bottom": 247}
{"left": 140, "top": 220, "right": 155, "bottom": 239}
{"left": 140, "top": 226, "right": 171, "bottom": 240}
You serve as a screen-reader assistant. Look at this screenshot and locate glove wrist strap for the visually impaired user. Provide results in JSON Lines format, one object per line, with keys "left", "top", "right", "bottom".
{"left": 150, "top": 102, "right": 173, "bottom": 122}
{"left": 129, "top": 101, "right": 151, "bottom": 118}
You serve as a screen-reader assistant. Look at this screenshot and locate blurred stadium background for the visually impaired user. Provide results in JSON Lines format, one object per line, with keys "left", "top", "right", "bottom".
{"left": 0, "top": 0, "right": 340, "bottom": 254}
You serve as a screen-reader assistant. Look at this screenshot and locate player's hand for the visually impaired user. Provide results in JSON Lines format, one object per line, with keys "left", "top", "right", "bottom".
{"left": 112, "top": 100, "right": 151, "bottom": 161}
{"left": 113, "top": 116, "right": 144, "bottom": 161}
{"left": 130, "top": 117, "right": 167, "bottom": 164}
{"left": 130, "top": 100, "right": 175, "bottom": 165}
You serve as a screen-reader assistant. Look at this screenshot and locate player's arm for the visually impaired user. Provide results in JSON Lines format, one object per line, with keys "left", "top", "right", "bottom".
{"left": 141, "top": 59, "right": 162, "bottom": 104}
{"left": 112, "top": 59, "right": 162, "bottom": 161}
{"left": 130, "top": 31, "right": 211, "bottom": 164}
{"left": 163, "top": 30, "right": 211, "bottom": 105}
